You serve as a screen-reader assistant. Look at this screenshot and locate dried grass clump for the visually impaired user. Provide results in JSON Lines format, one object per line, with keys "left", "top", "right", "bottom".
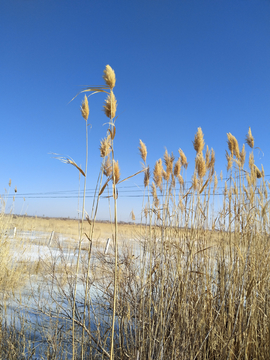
{"left": 103, "top": 65, "right": 116, "bottom": 90}
{"left": 81, "top": 95, "right": 89, "bottom": 121}
{"left": 139, "top": 140, "right": 147, "bottom": 163}
{"left": 103, "top": 91, "right": 117, "bottom": 119}
{"left": 245, "top": 127, "right": 254, "bottom": 148}
{"left": 193, "top": 127, "right": 205, "bottom": 154}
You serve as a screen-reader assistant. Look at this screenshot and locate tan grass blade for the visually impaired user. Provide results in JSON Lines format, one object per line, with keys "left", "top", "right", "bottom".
{"left": 51, "top": 153, "right": 85, "bottom": 177}
{"left": 108, "top": 127, "right": 116, "bottom": 140}
{"left": 199, "top": 178, "right": 209, "bottom": 194}
{"left": 69, "top": 86, "right": 109, "bottom": 103}
{"left": 99, "top": 178, "right": 111, "bottom": 196}
{"left": 118, "top": 168, "right": 148, "bottom": 184}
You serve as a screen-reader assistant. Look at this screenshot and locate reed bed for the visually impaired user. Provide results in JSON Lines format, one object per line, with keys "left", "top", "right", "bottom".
{"left": 1, "top": 65, "right": 270, "bottom": 359}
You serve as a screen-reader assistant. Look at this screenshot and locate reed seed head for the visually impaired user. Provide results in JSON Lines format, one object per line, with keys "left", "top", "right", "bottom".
{"left": 227, "top": 133, "right": 240, "bottom": 159}
{"left": 103, "top": 91, "right": 117, "bottom": 119}
{"left": 163, "top": 149, "right": 174, "bottom": 181}
{"left": 178, "top": 174, "right": 184, "bottom": 186}
{"left": 205, "top": 145, "right": 210, "bottom": 169}
{"left": 248, "top": 152, "right": 254, "bottom": 171}
{"left": 220, "top": 170, "right": 223, "bottom": 181}
{"left": 209, "top": 148, "right": 215, "bottom": 170}
{"left": 139, "top": 140, "right": 147, "bottom": 163}
{"left": 153, "top": 159, "right": 163, "bottom": 190}
{"left": 151, "top": 182, "right": 159, "bottom": 208}
{"left": 81, "top": 95, "right": 89, "bottom": 121}
{"left": 113, "top": 160, "right": 120, "bottom": 184}
{"left": 144, "top": 167, "right": 150, "bottom": 188}
{"left": 174, "top": 158, "right": 181, "bottom": 178}
{"left": 178, "top": 149, "right": 188, "bottom": 169}
{"left": 196, "top": 152, "right": 206, "bottom": 179}
{"left": 99, "top": 136, "right": 111, "bottom": 158}
{"left": 226, "top": 150, "right": 233, "bottom": 171}
{"left": 103, "top": 157, "right": 112, "bottom": 177}
{"left": 192, "top": 172, "right": 198, "bottom": 190}
{"left": 130, "top": 210, "right": 135, "bottom": 221}
{"left": 245, "top": 127, "right": 254, "bottom": 148}
{"left": 193, "top": 127, "right": 205, "bottom": 154}
{"left": 214, "top": 172, "right": 218, "bottom": 192}
{"left": 253, "top": 164, "right": 262, "bottom": 179}
{"left": 103, "top": 65, "right": 116, "bottom": 90}
{"left": 240, "top": 144, "right": 246, "bottom": 168}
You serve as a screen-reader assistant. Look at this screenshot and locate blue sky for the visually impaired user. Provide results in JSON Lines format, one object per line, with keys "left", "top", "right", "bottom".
{"left": 1, "top": 0, "right": 270, "bottom": 221}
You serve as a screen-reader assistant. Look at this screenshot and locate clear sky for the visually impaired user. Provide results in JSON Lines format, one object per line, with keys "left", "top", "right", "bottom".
{"left": 1, "top": 0, "right": 270, "bottom": 222}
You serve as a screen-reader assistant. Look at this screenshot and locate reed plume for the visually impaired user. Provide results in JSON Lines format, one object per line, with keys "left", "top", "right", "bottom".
{"left": 151, "top": 182, "right": 159, "bottom": 208}
{"left": 209, "top": 148, "right": 215, "bottom": 170}
{"left": 195, "top": 152, "right": 206, "bottom": 179}
{"left": 113, "top": 160, "right": 120, "bottom": 184}
{"left": 139, "top": 140, "right": 147, "bottom": 163}
{"left": 144, "top": 167, "right": 150, "bottom": 187}
{"left": 174, "top": 158, "right": 181, "bottom": 178}
{"left": 178, "top": 149, "right": 188, "bottom": 169}
{"left": 226, "top": 150, "right": 233, "bottom": 171}
{"left": 100, "top": 136, "right": 111, "bottom": 158}
{"left": 240, "top": 144, "right": 246, "bottom": 167}
{"left": 130, "top": 210, "right": 135, "bottom": 221}
{"left": 81, "top": 95, "right": 89, "bottom": 121}
{"left": 214, "top": 172, "right": 218, "bottom": 192}
{"left": 227, "top": 133, "right": 240, "bottom": 159}
{"left": 103, "top": 157, "right": 112, "bottom": 177}
{"left": 163, "top": 149, "right": 174, "bottom": 181}
{"left": 153, "top": 159, "right": 163, "bottom": 190}
{"left": 103, "top": 65, "right": 116, "bottom": 90}
{"left": 103, "top": 91, "right": 117, "bottom": 119}
{"left": 193, "top": 127, "right": 205, "bottom": 154}
{"left": 245, "top": 127, "right": 254, "bottom": 148}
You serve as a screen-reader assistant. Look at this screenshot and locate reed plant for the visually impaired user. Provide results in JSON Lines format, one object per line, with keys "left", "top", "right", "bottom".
{"left": 2, "top": 66, "right": 270, "bottom": 360}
